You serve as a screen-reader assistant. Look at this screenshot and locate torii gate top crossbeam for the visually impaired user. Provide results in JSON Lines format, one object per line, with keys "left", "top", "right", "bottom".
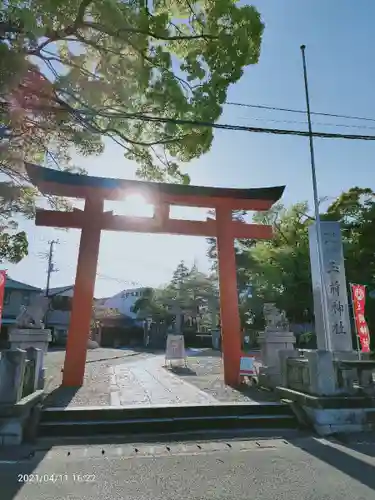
{"left": 25, "top": 163, "right": 285, "bottom": 211}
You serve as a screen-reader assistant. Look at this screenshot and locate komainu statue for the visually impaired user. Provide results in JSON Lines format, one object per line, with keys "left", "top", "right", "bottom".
{"left": 15, "top": 294, "right": 49, "bottom": 329}
{"left": 263, "top": 303, "right": 289, "bottom": 331}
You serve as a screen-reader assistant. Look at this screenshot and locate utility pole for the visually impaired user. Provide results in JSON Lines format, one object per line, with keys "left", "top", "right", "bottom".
{"left": 45, "top": 239, "right": 59, "bottom": 297}
{"left": 300, "top": 45, "right": 331, "bottom": 352}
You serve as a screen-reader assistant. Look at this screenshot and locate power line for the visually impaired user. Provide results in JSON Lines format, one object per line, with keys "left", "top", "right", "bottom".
{"left": 234, "top": 115, "right": 375, "bottom": 131}
{"left": 32, "top": 248, "right": 175, "bottom": 288}
{"left": 96, "top": 272, "right": 142, "bottom": 288}
{"left": 225, "top": 101, "right": 375, "bottom": 124}
{"left": 74, "top": 108, "right": 375, "bottom": 141}
{"left": 32, "top": 253, "right": 143, "bottom": 289}
{"left": 50, "top": 260, "right": 145, "bottom": 288}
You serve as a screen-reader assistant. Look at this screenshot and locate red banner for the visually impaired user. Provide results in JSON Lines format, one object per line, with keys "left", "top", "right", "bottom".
{"left": 0, "top": 270, "right": 7, "bottom": 330}
{"left": 351, "top": 284, "right": 370, "bottom": 352}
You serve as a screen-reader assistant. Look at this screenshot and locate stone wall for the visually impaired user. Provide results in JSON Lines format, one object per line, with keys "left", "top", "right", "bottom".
{"left": 0, "top": 348, "right": 44, "bottom": 445}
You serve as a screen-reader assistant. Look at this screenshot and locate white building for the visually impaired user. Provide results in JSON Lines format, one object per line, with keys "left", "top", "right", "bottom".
{"left": 46, "top": 285, "right": 148, "bottom": 345}
{"left": 98, "top": 287, "right": 147, "bottom": 320}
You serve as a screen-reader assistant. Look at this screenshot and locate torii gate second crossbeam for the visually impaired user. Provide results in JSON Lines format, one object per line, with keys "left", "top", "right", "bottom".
{"left": 26, "top": 163, "right": 285, "bottom": 388}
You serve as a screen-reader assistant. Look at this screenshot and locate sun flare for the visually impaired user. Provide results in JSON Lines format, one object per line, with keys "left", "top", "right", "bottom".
{"left": 123, "top": 194, "right": 153, "bottom": 217}
{"left": 125, "top": 194, "right": 147, "bottom": 208}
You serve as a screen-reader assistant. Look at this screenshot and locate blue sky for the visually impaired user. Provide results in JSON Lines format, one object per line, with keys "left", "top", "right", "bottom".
{"left": 4, "top": 0, "right": 375, "bottom": 297}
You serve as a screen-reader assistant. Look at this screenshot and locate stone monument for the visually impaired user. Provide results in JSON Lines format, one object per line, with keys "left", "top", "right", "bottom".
{"left": 293, "top": 221, "right": 363, "bottom": 396}
{"left": 263, "top": 303, "right": 290, "bottom": 332}
{"left": 14, "top": 294, "right": 50, "bottom": 331}
{"left": 8, "top": 294, "right": 51, "bottom": 390}
{"left": 275, "top": 222, "right": 375, "bottom": 436}
{"left": 258, "top": 303, "right": 296, "bottom": 388}
{"left": 308, "top": 221, "right": 352, "bottom": 353}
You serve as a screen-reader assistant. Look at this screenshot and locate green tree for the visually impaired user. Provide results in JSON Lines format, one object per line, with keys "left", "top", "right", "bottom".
{"left": 325, "top": 187, "right": 375, "bottom": 285}
{"left": 0, "top": 182, "right": 34, "bottom": 262}
{"left": 206, "top": 202, "right": 315, "bottom": 328}
{"left": 206, "top": 208, "right": 264, "bottom": 328}
{"left": 132, "top": 287, "right": 172, "bottom": 321}
{"left": 183, "top": 266, "right": 219, "bottom": 330}
{"left": 1, "top": 0, "right": 264, "bottom": 183}
{"left": 206, "top": 189, "right": 375, "bottom": 339}
{"left": 1, "top": 0, "right": 264, "bottom": 264}
{"left": 133, "top": 264, "right": 219, "bottom": 330}
{"left": 171, "top": 264, "right": 219, "bottom": 328}
{"left": 324, "top": 187, "right": 375, "bottom": 346}
{"left": 238, "top": 202, "right": 313, "bottom": 327}
{"left": 169, "top": 260, "right": 190, "bottom": 296}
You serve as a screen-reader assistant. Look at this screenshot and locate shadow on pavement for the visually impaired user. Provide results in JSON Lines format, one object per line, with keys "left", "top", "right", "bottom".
{"left": 166, "top": 365, "right": 197, "bottom": 376}
{"left": 291, "top": 436, "right": 375, "bottom": 490}
{"left": 42, "top": 386, "right": 79, "bottom": 408}
{"left": 84, "top": 352, "right": 141, "bottom": 364}
{"left": 0, "top": 445, "right": 51, "bottom": 500}
{"left": 46, "top": 346, "right": 155, "bottom": 369}
{"left": 235, "top": 384, "right": 280, "bottom": 403}
{"left": 185, "top": 348, "right": 222, "bottom": 358}
{"left": 330, "top": 433, "right": 375, "bottom": 458}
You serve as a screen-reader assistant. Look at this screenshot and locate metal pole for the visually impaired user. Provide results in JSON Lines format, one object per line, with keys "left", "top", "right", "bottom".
{"left": 45, "top": 240, "right": 54, "bottom": 298}
{"left": 353, "top": 314, "right": 362, "bottom": 361}
{"left": 300, "top": 45, "right": 332, "bottom": 352}
{"left": 44, "top": 239, "right": 59, "bottom": 334}
{"left": 45, "top": 239, "right": 59, "bottom": 297}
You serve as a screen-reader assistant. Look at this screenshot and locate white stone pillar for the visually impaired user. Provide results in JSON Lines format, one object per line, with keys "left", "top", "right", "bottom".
{"left": 308, "top": 221, "right": 353, "bottom": 352}
{"left": 9, "top": 329, "right": 51, "bottom": 354}
{"left": 258, "top": 330, "right": 296, "bottom": 388}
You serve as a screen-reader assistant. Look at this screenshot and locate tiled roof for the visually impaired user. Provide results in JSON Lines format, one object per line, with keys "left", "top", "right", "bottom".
{"left": 4, "top": 277, "right": 42, "bottom": 292}
{"left": 47, "top": 285, "right": 74, "bottom": 297}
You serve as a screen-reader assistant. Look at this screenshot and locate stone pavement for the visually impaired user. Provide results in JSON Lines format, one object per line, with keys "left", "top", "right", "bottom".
{"left": 2, "top": 435, "right": 375, "bottom": 499}
{"left": 43, "top": 348, "right": 146, "bottom": 408}
{"left": 174, "top": 350, "right": 276, "bottom": 404}
{"left": 109, "top": 355, "right": 219, "bottom": 406}
{"left": 43, "top": 348, "right": 274, "bottom": 408}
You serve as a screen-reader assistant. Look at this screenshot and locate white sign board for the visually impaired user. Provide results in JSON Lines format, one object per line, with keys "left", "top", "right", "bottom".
{"left": 165, "top": 334, "right": 186, "bottom": 362}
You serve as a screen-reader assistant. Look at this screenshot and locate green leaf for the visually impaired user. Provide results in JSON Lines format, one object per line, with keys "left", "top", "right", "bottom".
{"left": 2, "top": 0, "right": 264, "bottom": 185}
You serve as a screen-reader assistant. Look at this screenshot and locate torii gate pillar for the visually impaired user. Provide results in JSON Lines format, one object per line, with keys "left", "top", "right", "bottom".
{"left": 62, "top": 197, "right": 103, "bottom": 387}
{"left": 216, "top": 206, "right": 242, "bottom": 385}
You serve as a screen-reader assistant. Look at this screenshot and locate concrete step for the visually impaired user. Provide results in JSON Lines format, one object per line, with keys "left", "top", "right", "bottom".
{"left": 41, "top": 402, "right": 293, "bottom": 422}
{"left": 38, "top": 403, "right": 298, "bottom": 438}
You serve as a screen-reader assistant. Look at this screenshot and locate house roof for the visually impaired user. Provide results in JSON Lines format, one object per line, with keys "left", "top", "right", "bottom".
{"left": 5, "top": 277, "right": 42, "bottom": 292}
{"left": 47, "top": 285, "right": 100, "bottom": 300}
{"left": 94, "top": 297, "right": 110, "bottom": 305}
{"left": 47, "top": 285, "right": 74, "bottom": 297}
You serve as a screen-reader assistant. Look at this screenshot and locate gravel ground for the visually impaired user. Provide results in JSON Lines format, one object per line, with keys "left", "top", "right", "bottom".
{"left": 169, "top": 351, "right": 278, "bottom": 403}
{"left": 43, "top": 348, "right": 146, "bottom": 408}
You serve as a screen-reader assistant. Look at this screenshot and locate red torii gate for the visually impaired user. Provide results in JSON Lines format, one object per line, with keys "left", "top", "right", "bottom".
{"left": 26, "top": 163, "right": 284, "bottom": 388}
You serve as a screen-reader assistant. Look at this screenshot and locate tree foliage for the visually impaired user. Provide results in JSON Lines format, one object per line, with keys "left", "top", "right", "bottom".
{"left": 133, "top": 261, "right": 218, "bottom": 329}
{"left": 206, "top": 188, "right": 375, "bottom": 336}
{"left": 165, "top": 261, "right": 218, "bottom": 321}
{"left": 1, "top": 0, "right": 264, "bottom": 182}
{"left": 0, "top": 182, "right": 34, "bottom": 262}
{"left": 0, "top": 0, "right": 264, "bottom": 263}
{"left": 132, "top": 286, "right": 173, "bottom": 320}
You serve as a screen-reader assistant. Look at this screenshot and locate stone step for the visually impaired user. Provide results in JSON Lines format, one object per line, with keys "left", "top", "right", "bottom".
{"left": 38, "top": 403, "right": 298, "bottom": 438}
{"left": 40, "top": 402, "right": 294, "bottom": 422}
